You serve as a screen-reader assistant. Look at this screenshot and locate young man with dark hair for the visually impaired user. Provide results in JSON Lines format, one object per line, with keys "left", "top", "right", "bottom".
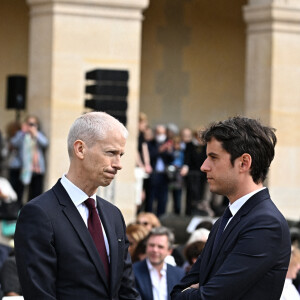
{"left": 171, "top": 116, "right": 291, "bottom": 300}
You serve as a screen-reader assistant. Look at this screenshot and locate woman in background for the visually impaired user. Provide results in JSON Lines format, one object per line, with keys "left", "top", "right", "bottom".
{"left": 126, "top": 223, "right": 149, "bottom": 259}
{"left": 9, "top": 115, "right": 48, "bottom": 204}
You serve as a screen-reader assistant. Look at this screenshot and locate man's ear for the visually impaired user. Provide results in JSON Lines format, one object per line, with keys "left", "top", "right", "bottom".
{"left": 73, "top": 140, "right": 85, "bottom": 160}
{"left": 240, "top": 153, "right": 252, "bottom": 171}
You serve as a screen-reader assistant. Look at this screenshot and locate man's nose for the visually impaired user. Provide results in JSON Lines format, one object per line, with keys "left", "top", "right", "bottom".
{"left": 112, "top": 156, "right": 122, "bottom": 170}
{"left": 151, "top": 245, "right": 158, "bottom": 252}
{"left": 200, "top": 158, "right": 209, "bottom": 172}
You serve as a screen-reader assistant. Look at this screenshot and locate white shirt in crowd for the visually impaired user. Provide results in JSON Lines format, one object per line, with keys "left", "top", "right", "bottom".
{"left": 146, "top": 258, "right": 168, "bottom": 300}
{"left": 280, "top": 278, "right": 300, "bottom": 300}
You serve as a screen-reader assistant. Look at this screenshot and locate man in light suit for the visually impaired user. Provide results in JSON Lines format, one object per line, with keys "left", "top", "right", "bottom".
{"left": 14, "top": 112, "right": 141, "bottom": 300}
{"left": 171, "top": 116, "right": 291, "bottom": 300}
{"left": 133, "top": 226, "right": 185, "bottom": 300}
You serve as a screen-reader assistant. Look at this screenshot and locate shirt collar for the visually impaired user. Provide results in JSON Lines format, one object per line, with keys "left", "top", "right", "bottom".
{"left": 146, "top": 258, "right": 167, "bottom": 274}
{"left": 229, "top": 187, "right": 266, "bottom": 217}
{"left": 60, "top": 174, "right": 97, "bottom": 207}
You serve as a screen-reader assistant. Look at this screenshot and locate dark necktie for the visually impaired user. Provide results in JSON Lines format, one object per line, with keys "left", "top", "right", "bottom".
{"left": 212, "top": 206, "right": 232, "bottom": 253}
{"left": 85, "top": 198, "right": 110, "bottom": 278}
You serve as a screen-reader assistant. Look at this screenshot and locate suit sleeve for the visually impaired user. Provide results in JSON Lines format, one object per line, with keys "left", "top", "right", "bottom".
{"left": 171, "top": 214, "right": 290, "bottom": 300}
{"left": 14, "top": 202, "right": 57, "bottom": 300}
{"left": 170, "top": 254, "right": 203, "bottom": 298}
{"left": 117, "top": 212, "right": 141, "bottom": 300}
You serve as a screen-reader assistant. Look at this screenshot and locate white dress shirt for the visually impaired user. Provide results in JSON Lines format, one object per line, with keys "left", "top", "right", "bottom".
{"left": 60, "top": 175, "right": 110, "bottom": 260}
{"left": 146, "top": 258, "right": 168, "bottom": 300}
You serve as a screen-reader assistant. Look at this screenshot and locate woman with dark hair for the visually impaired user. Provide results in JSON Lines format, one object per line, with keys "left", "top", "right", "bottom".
{"left": 183, "top": 241, "right": 206, "bottom": 274}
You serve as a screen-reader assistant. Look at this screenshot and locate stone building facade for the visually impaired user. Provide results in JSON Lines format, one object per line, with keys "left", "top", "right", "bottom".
{"left": 0, "top": 0, "right": 299, "bottom": 222}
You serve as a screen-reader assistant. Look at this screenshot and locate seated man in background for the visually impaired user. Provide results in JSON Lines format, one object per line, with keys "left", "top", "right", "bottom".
{"left": 133, "top": 227, "right": 184, "bottom": 300}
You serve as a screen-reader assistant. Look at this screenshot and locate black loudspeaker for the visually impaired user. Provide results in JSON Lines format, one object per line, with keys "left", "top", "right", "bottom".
{"left": 6, "top": 75, "right": 27, "bottom": 110}
{"left": 84, "top": 69, "right": 129, "bottom": 126}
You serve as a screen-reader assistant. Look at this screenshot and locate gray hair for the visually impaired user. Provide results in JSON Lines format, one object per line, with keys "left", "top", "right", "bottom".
{"left": 148, "top": 226, "right": 175, "bottom": 249}
{"left": 67, "top": 111, "right": 128, "bottom": 158}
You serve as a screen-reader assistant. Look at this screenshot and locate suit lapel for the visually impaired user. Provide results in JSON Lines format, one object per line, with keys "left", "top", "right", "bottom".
{"left": 166, "top": 265, "right": 175, "bottom": 300}
{"left": 141, "top": 260, "right": 153, "bottom": 300}
{"left": 198, "top": 222, "right": 219, "bottom": 284}
{"left": 52, "top": 181, "right": 109, "bottom": 291}
{"left": 203, "top": 189, "right": 271, "bottom": 281}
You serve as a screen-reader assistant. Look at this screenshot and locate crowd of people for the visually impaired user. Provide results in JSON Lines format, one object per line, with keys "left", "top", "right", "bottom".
{"left": 136, "top": 112, "right": 227, "bottom": 219}
{"left": 0, "top": 112, "right": 299, "bottom": 299}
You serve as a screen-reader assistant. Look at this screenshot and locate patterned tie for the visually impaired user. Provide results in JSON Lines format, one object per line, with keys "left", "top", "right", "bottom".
{"left": 212, "top": 206, "right": 232, "bottom": 253}
{"left": 85, "top": 198, "right": 110, "bottom": 278}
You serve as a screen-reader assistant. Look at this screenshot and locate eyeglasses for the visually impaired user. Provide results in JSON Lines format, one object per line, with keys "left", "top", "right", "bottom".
{"left": 28, "top": 123, "right": 37, "bottom": 127}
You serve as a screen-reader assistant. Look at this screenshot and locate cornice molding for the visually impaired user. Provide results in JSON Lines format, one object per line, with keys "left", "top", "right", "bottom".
{"left": 26, "top": 0, "right": 149, "bottom": 20}
{"left": 243, "top": 3, "right": 300, "bottom": 33}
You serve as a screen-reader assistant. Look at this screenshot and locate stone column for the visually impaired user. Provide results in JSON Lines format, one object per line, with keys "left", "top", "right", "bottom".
{"left": 26, "top": 0, "right": 149, "bottom": 222}
{"left": 243, "top": 0, "right": 300, "bottom": 219}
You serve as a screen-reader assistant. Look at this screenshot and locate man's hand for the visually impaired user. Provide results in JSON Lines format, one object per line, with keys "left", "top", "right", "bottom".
{"left": 180, "top": 165, "right": 189, "bottom": 176}
{"left": 181, "top": 283, "right": 199, "bottom": 292}
{"left": 28, "top": 125, "right": 38, "bottom": 137}
{"left": 144, "top": 164, "right": 152, "bottom": 174}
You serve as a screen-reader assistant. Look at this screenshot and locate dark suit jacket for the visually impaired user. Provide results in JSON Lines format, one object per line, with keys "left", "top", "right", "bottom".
{"left": 171, "top": 188, "right": 291, "bottom": 300}
{"left": 133, "top": 259, "right": 185, "bottom": 300}
{"left": 14, "top": 180, "right": 141, "bottom": 300}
